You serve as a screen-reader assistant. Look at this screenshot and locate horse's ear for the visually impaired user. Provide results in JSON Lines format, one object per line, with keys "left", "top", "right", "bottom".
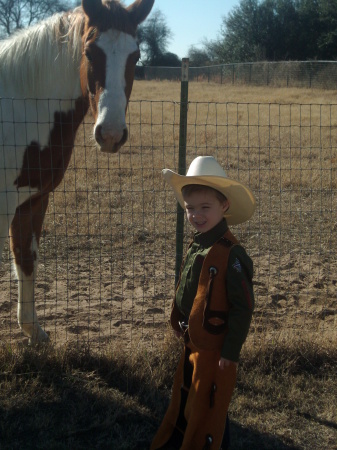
{"left": 82, "top": 0, "right": 104, "bottom": 22}
{"left": 127, "top": 0, "right": 155, "bottom": 26}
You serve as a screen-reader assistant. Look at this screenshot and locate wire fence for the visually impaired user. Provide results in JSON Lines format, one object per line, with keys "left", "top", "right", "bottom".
{"left": 0, "top": 93, "right": 336, "bottom": 352}
{"left": 139, "top": 61, "right": 337, "bottom": 89}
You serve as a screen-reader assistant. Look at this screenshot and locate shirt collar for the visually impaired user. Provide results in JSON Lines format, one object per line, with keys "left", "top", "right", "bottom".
{"left": 194, "top": 219, "right": 228, "bottom": 248}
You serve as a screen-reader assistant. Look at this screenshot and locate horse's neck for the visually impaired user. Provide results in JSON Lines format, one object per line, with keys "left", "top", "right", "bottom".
{"left": 0, "top": 12, "right": 84, "bottom": 100}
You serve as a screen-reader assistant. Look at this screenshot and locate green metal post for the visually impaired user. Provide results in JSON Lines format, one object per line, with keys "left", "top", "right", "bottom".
{"left": 175, "top": 58, "right": 189, "bottom": 286}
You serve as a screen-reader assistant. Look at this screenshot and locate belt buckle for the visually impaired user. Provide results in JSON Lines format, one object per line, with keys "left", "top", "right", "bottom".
{"left": 178, "top": 321, "right": 189, "bottom": 343}
{"left": 178, "top": 321, "right": 188, "bottom": 332}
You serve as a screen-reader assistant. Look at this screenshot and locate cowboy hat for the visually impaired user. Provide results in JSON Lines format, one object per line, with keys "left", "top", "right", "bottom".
{"left": 162, "top": 156, "right": 256, "bottom": 225}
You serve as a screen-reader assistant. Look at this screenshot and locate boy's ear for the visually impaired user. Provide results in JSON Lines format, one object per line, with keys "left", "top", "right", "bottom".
{"left": 223, "top": 199, "right": 230, "bottom": 213}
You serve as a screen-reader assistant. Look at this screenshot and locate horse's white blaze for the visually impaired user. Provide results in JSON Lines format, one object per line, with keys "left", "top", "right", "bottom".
{"left": 94, "top": 30, "right": 138, "bottom": 148}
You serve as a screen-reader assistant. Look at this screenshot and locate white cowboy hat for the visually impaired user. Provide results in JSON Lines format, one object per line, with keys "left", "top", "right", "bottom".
{"left": 162, "top": 156, "right": 256, "bottom": 225}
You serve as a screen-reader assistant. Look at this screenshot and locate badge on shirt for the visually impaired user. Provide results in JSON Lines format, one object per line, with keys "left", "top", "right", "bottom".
{"left": 233, "top": 258, "right": 242, "bottom": 273}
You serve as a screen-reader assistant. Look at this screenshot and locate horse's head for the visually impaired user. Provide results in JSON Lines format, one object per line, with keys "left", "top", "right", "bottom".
{"left": 80, "top": 0, "right": 154, "bottom": 153}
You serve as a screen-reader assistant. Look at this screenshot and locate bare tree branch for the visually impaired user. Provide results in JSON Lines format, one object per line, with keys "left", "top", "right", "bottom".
{"left": 0, "top": 0, "right": 71, "bottom": 37}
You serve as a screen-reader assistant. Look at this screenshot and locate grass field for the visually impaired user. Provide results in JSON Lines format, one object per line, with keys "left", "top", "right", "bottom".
{"left": 0, "top": 81, "right": 336, "bottom": 449}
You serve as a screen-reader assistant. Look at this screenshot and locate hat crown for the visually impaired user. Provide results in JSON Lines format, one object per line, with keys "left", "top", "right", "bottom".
{"left": 186, "top": 156, "right": 227, "bottom": 178}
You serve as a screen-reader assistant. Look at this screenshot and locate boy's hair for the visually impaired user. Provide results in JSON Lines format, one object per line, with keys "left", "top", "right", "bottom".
{"left": 181, "top": 184, "right": 228, "bottom": 203}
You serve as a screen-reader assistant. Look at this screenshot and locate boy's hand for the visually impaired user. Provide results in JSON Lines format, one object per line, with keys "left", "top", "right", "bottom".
{"left": 219, "top": 357, "right": 238, "bottom": 370}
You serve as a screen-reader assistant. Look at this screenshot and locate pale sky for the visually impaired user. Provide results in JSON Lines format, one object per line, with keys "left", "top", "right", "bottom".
{"left": 147, "top": 0, "right": 241, "bottom": 59}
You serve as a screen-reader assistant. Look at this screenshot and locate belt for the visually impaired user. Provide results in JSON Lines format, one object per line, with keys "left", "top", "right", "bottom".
{"left": 179, "top": 321, "right": 190, "bottom": 343}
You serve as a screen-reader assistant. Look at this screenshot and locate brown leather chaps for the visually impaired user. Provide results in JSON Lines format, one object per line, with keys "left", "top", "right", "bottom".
{"left": 150, "top": 340, "right": 237, "bottom": 450}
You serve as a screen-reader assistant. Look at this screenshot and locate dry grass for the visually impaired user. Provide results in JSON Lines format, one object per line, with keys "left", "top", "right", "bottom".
{"left": 0, "top": 334, "right": 335, "bottom": 449}
{"left": 0, "top": 81, "right": 336, "bottom": 449}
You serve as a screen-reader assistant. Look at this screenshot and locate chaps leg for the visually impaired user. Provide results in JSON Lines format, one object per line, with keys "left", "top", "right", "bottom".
{"left": 151, "top": 345, "right": 193, "bottom": 450}
{"left": 151, "top": 342, "right": 237, "bottom": 450}
{"left": 182, "top": 343, "right": 237, "bottom": 450}
{"left": 10, "top": 193, "right": 49, "bottom": 344}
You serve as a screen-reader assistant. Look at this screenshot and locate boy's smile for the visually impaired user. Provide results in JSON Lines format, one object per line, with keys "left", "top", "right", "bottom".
{"left": 183, "top": 189, "right": 229, "bottom": 233}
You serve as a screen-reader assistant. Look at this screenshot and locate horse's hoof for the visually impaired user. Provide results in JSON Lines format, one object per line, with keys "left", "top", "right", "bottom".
{"left": 28, "top": 328, "right": 49, "bottom": 346}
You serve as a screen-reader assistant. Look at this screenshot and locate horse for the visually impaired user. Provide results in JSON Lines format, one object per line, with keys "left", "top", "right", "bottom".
{"left": 0, "top": 0, "right": 155, "bottom": 344}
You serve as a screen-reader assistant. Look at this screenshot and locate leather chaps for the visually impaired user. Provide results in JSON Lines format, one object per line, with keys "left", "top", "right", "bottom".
{"left": 150, "top": 339, "right": 237, "bottom": 450}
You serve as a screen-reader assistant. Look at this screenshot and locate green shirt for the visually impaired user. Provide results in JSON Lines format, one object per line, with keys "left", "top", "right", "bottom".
{"left": 175, "top": 219, "right": 254, "bottom": 362}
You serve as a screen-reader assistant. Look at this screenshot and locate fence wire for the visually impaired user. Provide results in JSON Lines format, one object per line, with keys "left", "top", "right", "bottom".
{"left": 0, "top": 97, "right": 336, "bottom": 352}
{"left": 140, "top": 61, "right": 337, "bottom": 90}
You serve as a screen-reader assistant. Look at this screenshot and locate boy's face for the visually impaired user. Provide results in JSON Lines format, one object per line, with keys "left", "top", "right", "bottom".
{"left": 183, "top": 189, "right": 229, "bottom": 233}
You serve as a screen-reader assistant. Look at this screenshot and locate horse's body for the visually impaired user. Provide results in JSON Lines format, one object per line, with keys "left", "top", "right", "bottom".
{"left": 0, "top": 0, "right": 154, "bottom": 343}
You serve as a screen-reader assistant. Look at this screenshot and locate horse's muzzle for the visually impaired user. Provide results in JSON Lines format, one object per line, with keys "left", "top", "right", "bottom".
{"left": 95, "top": 125, "right": 128, "bottom": 153}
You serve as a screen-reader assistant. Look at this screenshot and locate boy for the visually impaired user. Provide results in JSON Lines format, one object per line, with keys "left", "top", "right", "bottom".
{"left": 151, "top": 156, "right": 256, "bottom": 450}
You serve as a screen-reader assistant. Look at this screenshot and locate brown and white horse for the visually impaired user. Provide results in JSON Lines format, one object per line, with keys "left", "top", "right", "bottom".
{"left": 0, "top": 0, "right": 154, "bottom": 344}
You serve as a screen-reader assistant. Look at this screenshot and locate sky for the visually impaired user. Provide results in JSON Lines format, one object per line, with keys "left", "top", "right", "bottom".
{"left": 148, "top": 0, "right": 241, "bottom": 59}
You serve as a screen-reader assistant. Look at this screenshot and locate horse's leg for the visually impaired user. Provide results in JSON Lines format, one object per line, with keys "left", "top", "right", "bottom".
{"left": 10, "top": 193, "right": 50, "bottom": 344}
{"left": 0, "top": 192, "right": 17, "bottom": 259}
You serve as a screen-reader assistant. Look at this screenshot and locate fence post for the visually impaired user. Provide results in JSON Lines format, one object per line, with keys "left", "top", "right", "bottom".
{"left": 175, "top": 58, "right": 189, "bottom": 286}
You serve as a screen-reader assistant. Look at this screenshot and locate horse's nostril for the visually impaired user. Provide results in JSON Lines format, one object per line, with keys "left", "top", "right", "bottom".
{"left": 94, "top": 125, "right": 128, "bottom": 150}
{"left": 121, "top": 128, "right": 128, "bottom": 144}
{"left": 95, "top": 125, "right": 103, "bottom": 144}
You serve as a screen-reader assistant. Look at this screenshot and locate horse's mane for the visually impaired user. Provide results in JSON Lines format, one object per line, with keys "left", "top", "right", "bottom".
{"left": 0, "top": 9, "right": 85, "bottom": 98}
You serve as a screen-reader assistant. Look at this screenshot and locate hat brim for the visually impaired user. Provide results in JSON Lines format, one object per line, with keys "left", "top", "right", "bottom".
{"left": 162, "top": 169, "right": 256, "bottom": 225}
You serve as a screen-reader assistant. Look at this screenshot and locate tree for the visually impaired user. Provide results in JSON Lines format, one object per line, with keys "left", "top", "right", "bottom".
{"left": 219, "top": 0, "right": 261, "bottom": 63}
{"left": 188, "top": 40, "right": 224, "bottom": 67}
{"left": 155, "top": 51, "right": 181, "bottom": 67}
{"left": 202, "top": 0, "right": 337, "bottom": 63}
{"left": 0, "top": 0, "right": 70, "bottom": 38}
{"left": 188, "top": 46, "right": 212, "bottom": 67}
{"left": 137, "top": 9, "right": 179, "bottom": 66}
{"left": 316, "top": 0, "right": 337, "bottom": 59}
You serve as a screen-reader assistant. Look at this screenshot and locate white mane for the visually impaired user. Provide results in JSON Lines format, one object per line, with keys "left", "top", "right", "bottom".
{"left": 0, "top": 10, "right": 85, "bottom": 99}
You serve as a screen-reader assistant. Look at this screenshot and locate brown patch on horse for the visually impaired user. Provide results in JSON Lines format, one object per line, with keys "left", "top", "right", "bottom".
{"left": 10, "top": 193, "right": 50, "bottom": 276}
{"left": 12, "top": 97, "right": 88, "bottom": 275}
{"left": 81, "top": 38, "right": 106, "bottom": 118}
{"left": 14, "top": 97, "right": 88, "bottom": 192}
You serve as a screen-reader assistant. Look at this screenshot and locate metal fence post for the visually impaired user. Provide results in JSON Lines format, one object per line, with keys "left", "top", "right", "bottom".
{"left": 175, "top": 58, "right": 189, "bottom": 286}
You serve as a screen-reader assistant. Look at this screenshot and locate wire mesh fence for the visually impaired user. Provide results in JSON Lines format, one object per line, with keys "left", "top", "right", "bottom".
{"left": 0, "top": 95, "right": 336, "bottom": 352}
{"left": 140, "top": 61, "right": 337, "bottom": 89}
